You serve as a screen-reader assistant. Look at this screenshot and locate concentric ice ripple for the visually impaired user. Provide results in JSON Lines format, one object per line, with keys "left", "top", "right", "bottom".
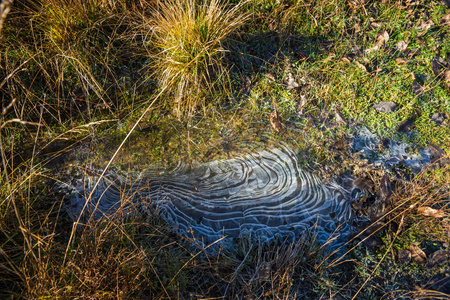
{"left": 69, "top": 145, "right": 355, "bottom": 247}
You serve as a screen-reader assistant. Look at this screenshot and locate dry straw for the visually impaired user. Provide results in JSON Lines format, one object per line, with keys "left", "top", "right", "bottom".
{"left": 140, "top": 0, "right": 249, "bottom": 117}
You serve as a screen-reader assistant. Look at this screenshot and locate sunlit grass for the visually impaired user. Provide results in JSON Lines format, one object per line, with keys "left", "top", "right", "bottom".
{"left": 1, "top": 0, "right": 450, "bottom": 298}
{"left": 136, "top": 0, "right": 248, "bottom": 117}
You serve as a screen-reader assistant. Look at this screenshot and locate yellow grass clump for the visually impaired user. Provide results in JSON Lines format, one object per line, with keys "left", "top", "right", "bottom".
{"left": 141, "top": 0, "right": 248, "bottom": 116}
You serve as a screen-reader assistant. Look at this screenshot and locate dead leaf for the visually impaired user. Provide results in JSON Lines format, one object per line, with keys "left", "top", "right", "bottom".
{"left": 403, "top": 47, "right": 421, "bottom": 58}
{"left": 283, "top": 73, "right": 299, "bottom": 90}
{"left": 395, "top": 58, "right": 409, "bottom": 64}
{"left": 444, "top": 70, "right": 450, "bottom": 82}
{"left": 375, "top": 31, "right": 389, "bottom": 45}
{"left": 396, "top": 40, "right": 409, "bottom": 51}
{"left": 270, "top": 109, "right": 283, "bottom": 132}
{"left": 342, "top": 57, "right": 351, "bottom": 63}
{"left": 440, "top": 14, "right": 450, "bottom": 26}
{"left": 364, "top": 45, "right": 380, "bottom": 54}
{"left": 428, "top": 250, "right": 450, "bottom": 266}
{"left": 265, "top": 73, "right": 276, "bottom": 81}
{"left": 354, "top": 177, "right": 374, "bottom": 191}
{"left": 417, "top": 206, "right": 447, "bottom": 218}
{"left": 398, "top": 249, "right": 412, "bottom": 265}
{"left": 365, "top": 31, "right": 389, "bottom": 54}
{"left": 432, "top": 56, "right": 448, "bottom": 77}
{"left": 379, "top": 174, "right": 392, "bottom": 203}
{"left": 410, "top": 244, "right": 427, "bottom": 264}
{"left": 334, "top": 108, "right": 346, "bottom": 124}
{"left": 370, "top": 22, "right": 382, "bottom": 29}
{"left": 428, "top": 143, "right": 449, "bottom": 166}
{"left": 296, "top": 95, "right": 307, "bottom": 115}
{"left": 416, "top": 19, "right": 434, "bottom": 36}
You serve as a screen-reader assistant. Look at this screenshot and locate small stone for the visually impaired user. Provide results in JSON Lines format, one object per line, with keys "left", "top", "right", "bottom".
{"left": 430, "top": 113, "right": 445, "bottom": 125}
{"left": 373, "top": 101, "right": 397, "bottom": 113}
{"left": 397, "top": 118, "right": 415, "bottom": 133}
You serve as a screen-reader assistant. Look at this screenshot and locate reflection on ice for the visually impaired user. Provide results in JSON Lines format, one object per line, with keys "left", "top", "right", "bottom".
{"left": 69, "top": 145, "right": 355, "bottom": 248}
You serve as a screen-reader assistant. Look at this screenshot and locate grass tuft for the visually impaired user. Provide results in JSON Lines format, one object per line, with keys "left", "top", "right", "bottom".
{"left": 138, "top": 0, "right": 248, "bottom": 117}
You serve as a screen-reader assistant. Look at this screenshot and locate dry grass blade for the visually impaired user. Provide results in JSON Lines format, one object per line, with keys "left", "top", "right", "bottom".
{"left": 137, "top": 0, "right": 249, "bottom": 117}
{"left": 0, "top": 0, "right": 12, "bottom": 34}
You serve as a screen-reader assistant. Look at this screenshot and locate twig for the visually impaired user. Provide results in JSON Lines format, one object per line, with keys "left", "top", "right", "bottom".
{"left": 0, "top": 0, "right": 12, "bottom": 35}
{"left": 0, "top": 118, "right": 42, "bottom": 130}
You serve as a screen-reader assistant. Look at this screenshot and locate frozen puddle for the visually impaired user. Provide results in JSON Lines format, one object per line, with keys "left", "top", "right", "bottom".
{"left": 69, "top": 145, "right": 354, "bottom": 248}
{"left": 67, "top": 127, "right": 432, "bottom": 249}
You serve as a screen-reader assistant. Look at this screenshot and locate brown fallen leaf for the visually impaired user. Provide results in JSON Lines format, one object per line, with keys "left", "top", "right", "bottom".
{"left": 410, "top": 244, "right": 427, "bottom": 264}
{"left": 432, "top": 56, "right": 448, "bottom": 77}
{"left": 370, "top": 22, "right": 382, "bottom": 29}
{"left": 342, "top": 57, "right": 351, "bottom": 63}
{"left": 365, "top": 45, "right": 380, "bottom": 54}
{"left": 417, "top": 19, "right": 434, "bottom": 31}
{"left": 334, "top": 108, "right": 346, "bottom": 124}
{"left": 428, "top": 143, "right": 449, "bottom": 166}
{"left": 396, "top": 40, "right": 409, "bottom": 51}
{"left": 398, "top": 249, "right": 412, "bottom": 265}
{"left": 354, "top": 177, "right": 374, "bottom": 191}
{"left": 444, "top": 70, "right": 450, "bottom": 82}
{"left": 417, "top": 206, "right": 447, "bottom": 218}
{"left": 395, "top": 58, "right": 409, "bottom": 64}
{"left": 440, "top": 14, "right": 450, "bottom": 26}
{"left": 265, "top": 73, "right": 276, "bottom": 81}
{"left": 296, "top": 95, "right": 308, "bottom": 115}
{"left": 428, "top": 250, "right": 450, "bottom": 266}
{"left": 403, "top": 47, "right": 421, "bottom": 58}
{"left": 365, "top": 31, "right": 389, "bottom": 54}
{"left": 379, "top": 174, "right": 392, "bottom": 203}
{"left": 375, "top": 30, "right": 389, "bottom": 45}
{"left": 270, "top": 109, "right": 283, "bottom": 132}
{"left": 283, "top": 73, "right": 299, "bottom": 90}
